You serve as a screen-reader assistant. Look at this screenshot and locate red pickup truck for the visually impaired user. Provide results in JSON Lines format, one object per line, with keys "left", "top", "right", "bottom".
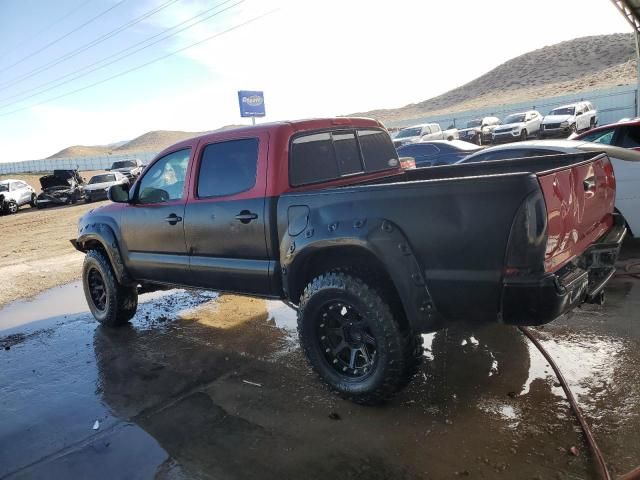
{"left": 73, "top": 117, "right": 625, "bottom": 404}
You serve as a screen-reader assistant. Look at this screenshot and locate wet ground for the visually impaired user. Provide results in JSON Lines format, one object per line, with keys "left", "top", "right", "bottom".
{"left": 1, "top": 241, "right": 640, "bottom": 479}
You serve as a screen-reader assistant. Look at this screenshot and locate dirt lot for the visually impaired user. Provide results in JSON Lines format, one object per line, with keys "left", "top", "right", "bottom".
{"left": 0, "top": 199, "right": 109, "bottom": 306}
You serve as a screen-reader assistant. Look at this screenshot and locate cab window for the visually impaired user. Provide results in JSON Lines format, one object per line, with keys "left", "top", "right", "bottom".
{"left": 137, "top": 149, "right": 190, "bottom": 204}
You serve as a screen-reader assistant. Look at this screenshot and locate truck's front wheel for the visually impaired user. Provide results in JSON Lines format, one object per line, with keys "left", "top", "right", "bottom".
{"left": 82, "top": 249, "right": 138, "bottom": 327}
{"left": 298, "top": 272, "right": 422, "bottom": 405}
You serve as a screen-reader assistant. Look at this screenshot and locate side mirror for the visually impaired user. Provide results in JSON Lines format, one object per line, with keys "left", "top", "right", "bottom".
{"left": 108, "top": 184, "right": 130, "bottom": 203}
{"left": 576, "top": 112, "right": 583, "bottom": 116}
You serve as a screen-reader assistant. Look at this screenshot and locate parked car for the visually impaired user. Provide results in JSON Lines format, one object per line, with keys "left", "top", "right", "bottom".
{"left": 459, "top": 139, "right": 640, "bottom": 237}
{"left": 572, "top": 119, "right": 640, "bottom": 151}
{"left": 0, "top": 179, "right": 37, "bottom": 214}
{"left": 35, "top": 169, "right": 85, "bottom": 208}
{"left": 492, "top": 110, "right": 542, "bottom": 143}
{"left": 108, "top": 159, "right": 144, "bottom": 182}
{"left": 457, "top": 117, "right": 501, "bottom": 145}
{"left": 85, "top": 172, "right": 129, "bottom": 203}
{"left": 397, "top": 140, "right": 482, "bottom": 167}
{"left": 540, "top": 101, "right": 598, "bottom": 138}
{"left": 392, "top": 123, "right": 458, "bottom": 148}
{"left": 73, "top": 118, "right": 623, "bottom": 404}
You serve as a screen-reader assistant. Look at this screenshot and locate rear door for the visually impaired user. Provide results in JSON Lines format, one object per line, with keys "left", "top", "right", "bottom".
{"left": 537, "top": 154, "right": 615, "bottom": 272}
{"left": 120, "top": 148, "right": 192, "bottom": 284}
{"left": 184, "top": 134, "right": 272, "bottom": 295}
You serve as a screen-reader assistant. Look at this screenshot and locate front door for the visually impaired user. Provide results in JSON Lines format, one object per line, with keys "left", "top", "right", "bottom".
{"left": 121, "top": 148, "right": 192, "bottom": 284}
{"left": 184, "top": 135, "right": 273, "bottom": 295}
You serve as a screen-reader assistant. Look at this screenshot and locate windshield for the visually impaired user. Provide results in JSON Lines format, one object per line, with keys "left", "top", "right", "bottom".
{"left": 89, "top": 174, "right": 116, "bottom": 184}
{"left": 112, "top": 160, "right": 136, "bottom": 168}
{"left": 503, "top": 114, "right": 525, "bottom": 124}
{"left": 550, "top": 107, "right": 575, "bottom": 116}
{"left": 466, "top": 119, "right": 482, "bottom": 128}
{"left": 0, "top": 183, "right": 8, "bottom": 192}
{"left": 396, "top": 127, "right": 422, "bottom": 138}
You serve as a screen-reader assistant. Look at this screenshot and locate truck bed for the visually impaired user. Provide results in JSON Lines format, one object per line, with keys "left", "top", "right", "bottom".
{"left": 277, "top": 151, "right": 615, "bottom": 329}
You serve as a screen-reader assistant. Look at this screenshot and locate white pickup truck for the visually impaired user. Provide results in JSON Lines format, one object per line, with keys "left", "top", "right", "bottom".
{"left": 392, "top": 123, "right": 458, "bottom": 148}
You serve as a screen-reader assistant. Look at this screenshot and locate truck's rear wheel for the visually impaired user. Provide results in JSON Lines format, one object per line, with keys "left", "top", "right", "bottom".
{"left": 298, "top": 272, "right": 422, "bottom": 405}
{"left": 82, "top": 249, "right": 138, "bottom": 327}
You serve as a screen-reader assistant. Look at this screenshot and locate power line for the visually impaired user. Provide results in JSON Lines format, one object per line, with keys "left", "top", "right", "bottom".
{"left": 0, "top": 0, "right": 179, "bottom": 90}
{"left": 0, "top": 0, "right": 94, "bottom": 60}
{"left": 0, "top": 0, "right": 128, "bottom": 72}
{"left": 0, "top": 0, "right": 239, "bottom": 104}
{"left": 0, "top": 9, "right": 278, "bottom": 118}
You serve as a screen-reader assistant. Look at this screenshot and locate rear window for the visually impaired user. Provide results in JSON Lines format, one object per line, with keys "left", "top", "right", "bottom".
{"left": 289, "top": 128, "right": 398, "bottom": 186}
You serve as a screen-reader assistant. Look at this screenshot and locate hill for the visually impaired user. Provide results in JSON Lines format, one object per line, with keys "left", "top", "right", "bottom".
{"left": 46, "top": 125, "right": 245, "bottom": 159}
{"left": 351, "top": 33, "right": 636, "bottom": 124}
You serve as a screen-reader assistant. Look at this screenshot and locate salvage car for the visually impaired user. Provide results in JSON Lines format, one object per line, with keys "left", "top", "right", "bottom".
{"left": 457, "top": 116, "right": 501, "bottom": 145}
{"left": 36, "top": 169, "right": 85, "bottom": 208}
{"left": 73, "top": 118, "right": 624, "bottom": 404}
{"left": 85, "top": 172, "right": 129, "bottom": 203}
{"left": 392, "top": 123, "right": 458, "bottom": 148}
{"left": 492, "top": 110, "right": 542, "bottom": 143}
{"left": 108, "top": 159, "right": 144, "bottom": 182}
{"left": 0, "top": 179, "right": 37, "bottom": 214}
{"left": 572, "top": 118, "right": 640, "bottom": 151}
{"left": 540, "top": 101, "right": 598, "bottom": 138}
{"left": 459, "top": 139, "right": 640, "bottom": 237}
{"left": 397, "top": 140, "right": 481, "bottom": 166}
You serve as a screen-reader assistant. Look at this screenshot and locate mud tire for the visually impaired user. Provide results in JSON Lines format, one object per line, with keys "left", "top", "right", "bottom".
{"left": 298, "top": 272, "right": 422, "bottom": 405}
{"left": 82, "top": 249, "right": 138, "bottom": 327}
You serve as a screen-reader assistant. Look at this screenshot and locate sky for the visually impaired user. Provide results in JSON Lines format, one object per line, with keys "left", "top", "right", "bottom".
{"left": 0, "top": 0, "right": 633, "bottom": 162}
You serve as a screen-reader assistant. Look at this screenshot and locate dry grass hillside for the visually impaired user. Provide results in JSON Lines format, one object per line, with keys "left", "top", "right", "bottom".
{"left": 47, "top": 125, "right": 245, "bottom": 159}
{"left": 352, "top": 33, "right": 636, "bottom": 123}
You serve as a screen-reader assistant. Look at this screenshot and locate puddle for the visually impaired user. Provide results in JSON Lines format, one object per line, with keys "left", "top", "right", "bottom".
{"left": 0, "top": 281, "right": 89, "bottom": 332}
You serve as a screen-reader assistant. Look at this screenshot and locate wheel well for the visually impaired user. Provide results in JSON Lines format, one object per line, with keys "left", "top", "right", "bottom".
{"left": 291, "top": 246, "right": 409, "bottom": 331}
{"left": 82, "top": 239, "right": 109, "bottom": 256}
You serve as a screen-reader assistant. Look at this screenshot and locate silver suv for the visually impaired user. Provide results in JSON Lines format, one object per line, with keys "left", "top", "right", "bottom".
{"left": 0, "top": 179, "right": 37, "bottom": 214}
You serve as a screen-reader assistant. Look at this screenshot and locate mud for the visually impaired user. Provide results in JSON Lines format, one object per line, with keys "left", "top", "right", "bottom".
{"left": 1, "top": 239, "right": 639, "bottom": 479}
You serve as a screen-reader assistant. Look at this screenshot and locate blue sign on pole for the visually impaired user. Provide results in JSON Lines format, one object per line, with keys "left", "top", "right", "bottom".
{"left": 238, "top": 90, "right": 265, "bottom": 118}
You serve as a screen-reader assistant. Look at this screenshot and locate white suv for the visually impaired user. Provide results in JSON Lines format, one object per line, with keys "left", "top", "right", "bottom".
{"left": 540, "top": 101, "right": 598, "bottom": 138}
{"left": 492, "top": 110, "right": 542, "bottom": 143}
{"left": 0, "top": 179, "right": 37, "bottom": 214}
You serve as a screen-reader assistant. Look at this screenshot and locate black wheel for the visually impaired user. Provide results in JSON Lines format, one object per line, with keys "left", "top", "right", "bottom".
{"left": 520, "top": 129, "right": 527, "bottom": 141}
{"left": 6, "top": 200, "right": 18, "bottom": 214}
{"left": 82, "top": 249, "right": 138, "bottom": 327}
{"left": 590, "top": 118, "right": 595, "bottom": 130}
{"left": 298, "top": 272, "right": 422, "bottom": 405}
{"left": 30, "top": 194, "right": 37, "bottom": 208}
{"left": 570, "top": 123, "right": 577, "bottom": 134}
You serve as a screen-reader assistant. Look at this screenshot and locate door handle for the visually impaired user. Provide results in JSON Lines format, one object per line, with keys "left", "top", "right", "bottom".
{"left": 235, "top": 210, "right": 258, "bottom": 224}
{"left": 164, "top": 213, "right": 183, "bottom": 225}
{"left": 583, "top": 176, "right": 596, "bottom": 191}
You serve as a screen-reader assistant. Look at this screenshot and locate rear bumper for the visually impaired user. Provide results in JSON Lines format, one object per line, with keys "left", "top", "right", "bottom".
{"left": 501, "top": 214, "right": 627, "bottom": 325}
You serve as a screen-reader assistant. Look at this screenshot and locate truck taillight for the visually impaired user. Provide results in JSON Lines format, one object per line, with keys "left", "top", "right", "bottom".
{"left": 399, "top": 156, "right": 416, "bottom": 170}
{"left": 504, "top": 190, "right": 548, "bottom": 276}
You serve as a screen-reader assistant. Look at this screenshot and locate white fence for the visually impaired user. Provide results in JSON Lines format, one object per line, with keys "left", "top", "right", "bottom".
{"left": 0, "top": 151, "right": 158, "bottom": 175}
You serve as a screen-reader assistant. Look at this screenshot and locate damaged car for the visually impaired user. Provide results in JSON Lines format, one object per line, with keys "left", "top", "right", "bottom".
{"left": 85, "top": 172, "right": 129, "bottom": 203}
{"left": 36, "top": 169, "right": 85, "bottom": 208}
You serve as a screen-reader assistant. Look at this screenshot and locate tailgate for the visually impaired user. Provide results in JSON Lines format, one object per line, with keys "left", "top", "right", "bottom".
{"left": 537, "top": 153, "right": 616, "bottom": 272}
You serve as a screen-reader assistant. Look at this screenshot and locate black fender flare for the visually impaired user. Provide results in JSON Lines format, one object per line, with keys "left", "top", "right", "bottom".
{"left": 281, "top": 216, "right": 444, "bottom": 333}
{"left": 72, "top": 222, "right": 133, "bottom": 285}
